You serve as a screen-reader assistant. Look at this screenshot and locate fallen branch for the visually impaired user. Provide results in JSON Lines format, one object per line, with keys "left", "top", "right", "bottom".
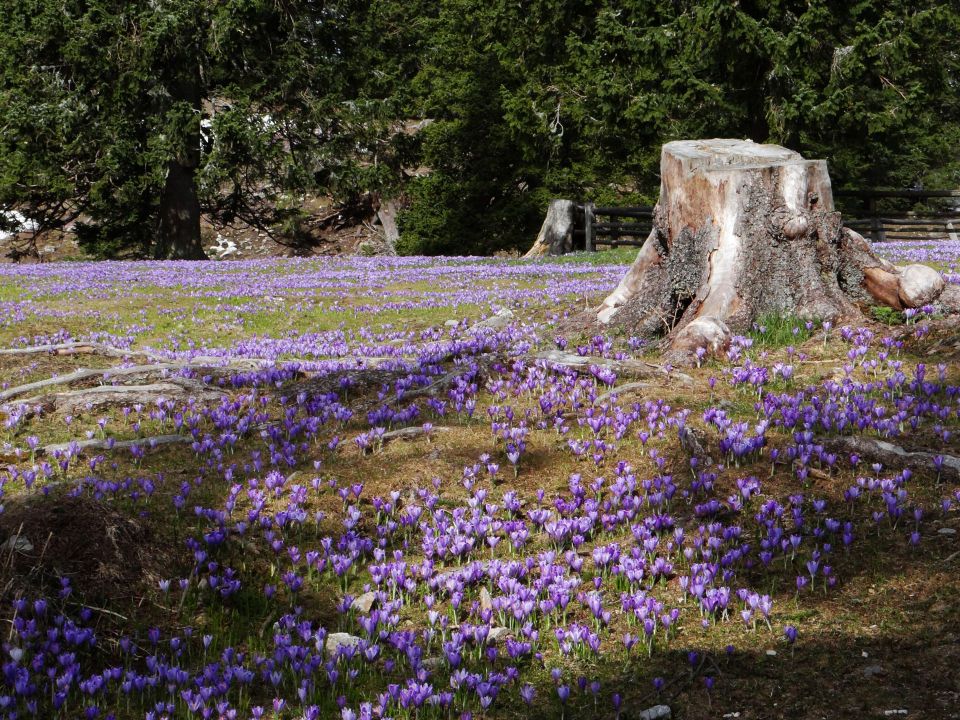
{"left": 0, "top": 342, "right": 168, "bottom": 362}
{"left": 357, "top": 425, "right": 452, "bottom": 454}
{"left": 593, "top": 381, "right": 651, "bottom": 406}
{"left": 678, "top": 426, "right": 713, "bottom": 466}
{"left": 394, "top": 371, "right": 465, "bottom": 403}
{"left": 533, "top": 350, "right": 693, "bottom": 383}
{"left": 0, "top": 360, "right": 267, "bottom": 405}
{"left": 12, "top": 380, "right": 227, "bottom": 416}
{"left": 40, "top": 434, "right": 193, "bottom": 457}
{"left": 821, "top": 435, "right": 960, "bottom": 481}
{"left": 381, "top": 426, "right": 450, "bottom": 444}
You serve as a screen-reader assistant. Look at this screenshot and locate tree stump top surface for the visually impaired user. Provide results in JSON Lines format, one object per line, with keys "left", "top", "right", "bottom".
{"left": 664, "top": 138, "right": 807, "bottom": 171}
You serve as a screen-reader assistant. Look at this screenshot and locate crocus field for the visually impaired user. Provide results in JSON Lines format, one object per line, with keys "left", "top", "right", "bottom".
{"left": 0, "top": 244, "right": 959, "bottom": 720}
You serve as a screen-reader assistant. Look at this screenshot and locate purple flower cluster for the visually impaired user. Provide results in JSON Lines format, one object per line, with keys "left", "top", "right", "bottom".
{"left": 0, "top": 243, "right": 957, "bottom": 717}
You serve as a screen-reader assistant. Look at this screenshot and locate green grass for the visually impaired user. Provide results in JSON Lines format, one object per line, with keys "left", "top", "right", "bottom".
{"left": 526, "top": 247, "right": 638, "bottom": 265}
{"left": 747, "top": 313, "right": 814, "bottom": 348}
{"left": 870, "top": 305, "right": 906, "bottom": 325}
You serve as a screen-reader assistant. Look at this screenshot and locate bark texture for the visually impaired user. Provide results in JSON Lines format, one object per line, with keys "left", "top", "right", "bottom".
{"left": 597, "top": 139, "right": 954, "bottom": 362}
{"left": 524, "top": 200, "right": 576, "bottom": 257}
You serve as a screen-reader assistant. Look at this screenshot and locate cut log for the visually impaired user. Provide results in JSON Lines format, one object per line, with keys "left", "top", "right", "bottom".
{"left": 596, "top": 139, "right": 952, "bottom": 363}
{"left": 524, "top": 200, "right": 576, "bottom": 257}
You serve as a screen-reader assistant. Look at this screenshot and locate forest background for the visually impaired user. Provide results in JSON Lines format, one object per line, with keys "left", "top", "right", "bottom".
{"left": 1, "top": 0, "right": 958, "bottom": 258}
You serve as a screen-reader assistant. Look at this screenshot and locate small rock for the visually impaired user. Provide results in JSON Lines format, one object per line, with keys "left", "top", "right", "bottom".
{"left": 863, "top": 665, "right": 886, "bottom": 678}
{"left": 938, "top": 284, "right": 960, "bottom": 312}
{"left": 444, "top": 319, "right": 459, "bottom": 327}
{"left": 938, "top": 528, "right": 956, "bottom": 536}
{"left": 883, "top": 711, "right": 908, "bottom": 717}
{"left": 487, "top": 627, "right": 510, "bottom": 643}
{"left": 4, "top": 535, "right": 32, "bottom": 553}
{"left": 765, "top": 649, "right": 777, "bottom": 656}
{"left": 637, "top": 705, "right": 672, "bottom": 720}
{"left": 479, "top": 587, "right": 493, "bottom": 613}
{"left": 897, "top": 264, "right": 945, "bottom": 308}
{"left": 472, "top": 307, "right": 514, "bottom": 331}
{"left": 351, "top": 591, "right": 377, "bottom": 614}
{"left": 324, "top": 632, "right": 360, "bottom": 657}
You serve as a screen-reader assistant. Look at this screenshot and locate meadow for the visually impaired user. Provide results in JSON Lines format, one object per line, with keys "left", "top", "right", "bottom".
{"left": 0, "top": 243, "right": 958, "bottom": 719}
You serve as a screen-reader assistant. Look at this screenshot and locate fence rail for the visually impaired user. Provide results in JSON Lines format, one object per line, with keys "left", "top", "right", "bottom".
{"left": 572, "top": 190, "right": 960, "bottom": 250}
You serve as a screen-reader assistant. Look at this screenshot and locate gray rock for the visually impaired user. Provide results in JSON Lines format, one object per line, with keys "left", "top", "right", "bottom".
{"left": 4, "top": 535, "right": 32, "bottom": 553}
{"left": 472, "top": 308, "right": 514, "bottom": 331}
{"left": 636, "top": 705, "right": 672, "bottom": 720}
{"left": 479, "top": 587, "right": 493, "bottom": 613}
{"left": 897, "top": 264, "right": 945, "bottom": 308}
{"left": 863, "top": 665, "right": 886, "bottom": 678}
{"left": 938, "top": 528, "right": 956, "bottom": 536}
{"left": 351, "top": 591, "right": 377, "bottom": 614}
{"left": 487, "top": 627, "right": 510, "bottom": 644}
{"left": 444, "top": 319, "right": 459, "bottom": 327}
{"left": 324, "top": 632, "right": 360, "bottom": 657}
{"left": 937, "top": 284, "right": 960, "bottom": 312}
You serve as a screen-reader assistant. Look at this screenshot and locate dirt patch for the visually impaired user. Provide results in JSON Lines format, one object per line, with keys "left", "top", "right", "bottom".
{"left": 0, "top": 494, "right": 175, "bottom": 604}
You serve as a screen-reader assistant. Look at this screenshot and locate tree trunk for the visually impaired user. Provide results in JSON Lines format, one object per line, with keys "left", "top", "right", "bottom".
{"left": 377, "top": 198, "right": 401, "bottom": 256}
{"left": 524, "top": 199, "right": 576, "bottom": 257}
{"left": 597, "top": 139, "right": 954, "bottom": 363}
{"left": 156, "top": 160, "right": 204, "bottom": 259}
{"left": 155, "top": 63, "right": 206, "bottom": 260}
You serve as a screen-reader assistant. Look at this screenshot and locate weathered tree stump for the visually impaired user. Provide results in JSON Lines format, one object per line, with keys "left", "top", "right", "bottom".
{"left": 524, "top": 199, "right": 576, "bottom": 257}
{"left": 597, "top": 139, "right": 955, "bottom": 362}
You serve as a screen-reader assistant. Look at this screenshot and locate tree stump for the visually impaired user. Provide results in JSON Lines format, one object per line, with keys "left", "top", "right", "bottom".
{"left": 596, "top": 139, "right": 955, "bottom": 362}
{"left": 524, "top": 199, "right": 576, "bottom": 257}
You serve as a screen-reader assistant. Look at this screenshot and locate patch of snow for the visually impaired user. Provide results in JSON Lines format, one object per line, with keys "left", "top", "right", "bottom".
{"left": 209, "top": 234, "right": 239, "bottom": 259}
{"left": 0, "top": 210, "right": 38, "bottom": 240}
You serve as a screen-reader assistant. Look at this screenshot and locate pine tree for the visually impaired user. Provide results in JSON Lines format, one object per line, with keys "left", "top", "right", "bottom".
{"left": 0, "top": 0, "right": 376, "bottom": 258}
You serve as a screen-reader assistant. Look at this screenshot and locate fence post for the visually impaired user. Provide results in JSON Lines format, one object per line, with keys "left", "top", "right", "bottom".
{"left": 584, "top": 202, "right": 594, "bottom": 252}
{"left": 948, "top": 222, "right": 958, "bottom": 243}
{"left": 868, "top": 197, "right": 886, "bottom": 242}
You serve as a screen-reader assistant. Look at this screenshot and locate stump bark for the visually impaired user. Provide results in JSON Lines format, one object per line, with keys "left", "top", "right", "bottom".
{"left": 524, "top": 199, "right": 576, "bottom": 257}
{"left": 597, "top": 139, "right": 955, "bottom": 362}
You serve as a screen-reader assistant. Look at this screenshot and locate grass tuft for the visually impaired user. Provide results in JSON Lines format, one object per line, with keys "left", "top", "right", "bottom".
{"left": 747, "top": 313, "right": 813, "bottom": 348}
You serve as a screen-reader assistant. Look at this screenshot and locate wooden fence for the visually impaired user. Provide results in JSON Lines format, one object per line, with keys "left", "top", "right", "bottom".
{"left": 834, "top": 189, "right": 960, "bottom": 243}
{"left": 572, "top": 190, "right": 960, "bottom": 250}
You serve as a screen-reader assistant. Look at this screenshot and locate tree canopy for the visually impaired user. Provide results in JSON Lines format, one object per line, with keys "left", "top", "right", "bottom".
{"left": 2, "top": 0, "right": 958, "bottom": 258}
